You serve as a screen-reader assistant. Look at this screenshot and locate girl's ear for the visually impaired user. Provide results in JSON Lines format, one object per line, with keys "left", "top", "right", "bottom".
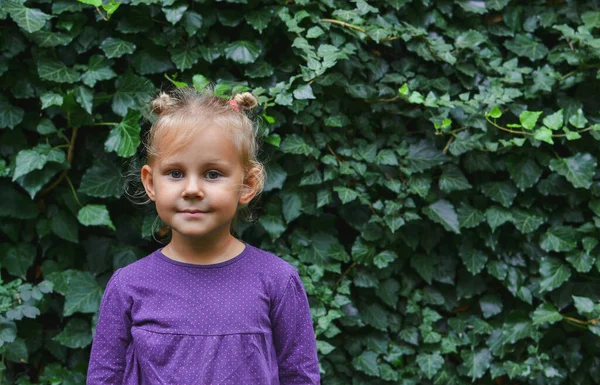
{"left": 141, "top": 164, "right": 157, "bottom": 201}
{"left": 239, "top": 167, "right": 260, "bottom": 205}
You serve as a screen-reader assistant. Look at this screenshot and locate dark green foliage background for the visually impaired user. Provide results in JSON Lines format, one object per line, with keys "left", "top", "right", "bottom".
{"left": 1, "top": 0, "right": 600, "bottom": 383}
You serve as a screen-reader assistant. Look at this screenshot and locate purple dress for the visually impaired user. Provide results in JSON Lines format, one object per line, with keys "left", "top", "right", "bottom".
{"left": 86, "top": 244, "right": 320, "bottom": 384}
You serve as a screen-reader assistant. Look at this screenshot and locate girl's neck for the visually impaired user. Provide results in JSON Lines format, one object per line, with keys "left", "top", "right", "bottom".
{"left": 161, "top": 233, "right": 245, "bottom": 265}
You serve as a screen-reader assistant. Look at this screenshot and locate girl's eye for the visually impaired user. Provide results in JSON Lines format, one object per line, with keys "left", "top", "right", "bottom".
{"left": 169, "top": 170, "right": 183, "bottom": 179}
{"left": 206, "top": 171, "right": 221, "bottom": 180}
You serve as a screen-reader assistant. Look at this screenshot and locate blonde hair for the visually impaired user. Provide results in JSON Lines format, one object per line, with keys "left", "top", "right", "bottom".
{"left": 145, "top": 87, "right": 265, "bottom": 194}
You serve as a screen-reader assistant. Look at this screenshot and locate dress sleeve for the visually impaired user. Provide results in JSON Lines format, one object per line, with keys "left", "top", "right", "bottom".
{"left": 270, "top": 270, "right": 321, "bottom": 385}
{"left": 86, "top": 268, "right": 132, "bottom": 385}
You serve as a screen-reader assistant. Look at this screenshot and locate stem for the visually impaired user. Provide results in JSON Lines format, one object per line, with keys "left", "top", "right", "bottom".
{"left": 93, "top": 122, "right": 119, "bottom": 126}
{"left": 39, "top": 127, "right": 79, "bottom": 197}
{"left": 564, "top": 315, "right": 600, "bottom": 326}
{"left": 486, "top": 116, "right": 596, "bottom": 138}
{"left": 320, "top": 18, "right": 366, "bottom": 33}
{"left": 551, "top": 126, "right": 594, "bottom": 137}
{"left": 443, "top": 135, "right": 454, "bottom": 154}
{"left": 66, "top": 176, "right": 83, "bottom": 208}
{"left": 327, "top": 144, "right": 343, "bottom": 164}
{"left": 335, "top": 263, "right": 357, "bottom": 287}
{"left": 485, "top": 116, "right": 533, "bottom": 135}
{"left": 95, "top": 7, "right": 108, "bottom": 21}
{"left": 365, "top": 95, "right": 400, "bottom": 103}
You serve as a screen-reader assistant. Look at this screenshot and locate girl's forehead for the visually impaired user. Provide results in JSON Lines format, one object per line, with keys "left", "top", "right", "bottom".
{"left": 150, "top": 125, "right": 243, "bottom": 166}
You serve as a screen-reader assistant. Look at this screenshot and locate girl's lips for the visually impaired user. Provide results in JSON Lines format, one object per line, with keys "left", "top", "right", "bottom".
{"left": 178, "top": 210, "right": 208, "bottom": 217}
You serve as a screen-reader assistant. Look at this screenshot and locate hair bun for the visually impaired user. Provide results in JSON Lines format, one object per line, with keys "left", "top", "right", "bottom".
{"left": 151, "top": 92, "right": 176, "bottom": 115}
{"left": 233, "top": 92, "right": 258, "bottom": 111}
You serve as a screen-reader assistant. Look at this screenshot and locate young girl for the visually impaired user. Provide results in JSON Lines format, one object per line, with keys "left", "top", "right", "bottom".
{"left": 86, "top": 88, "right": 320, "bottom": 384}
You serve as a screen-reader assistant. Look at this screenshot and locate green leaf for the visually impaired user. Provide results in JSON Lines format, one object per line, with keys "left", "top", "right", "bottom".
{"left": 488, "top": 106, "right": 502, "bottom": 118}
{"left": 352, "top": 351, "right": 379, "bottom": 377}
{"left": 77, "top": 0, "right": 102, "bottom": 6}
{"left": 506, "top": 157, "right": 542, "bottom": 191}
{"left": 0, "top": 98, "right": 24, "bottom": 129}
{"left": 0, "top": 319, "right": 17, "bottom": 344}
{"left": 37, "top": 58, "right": 79, "bottom": 83}
{"left": 102, "top": 0, "right": 120, "bottom": 17}
{"left": 457, "top": 0, "right": 487, "bottom": 14}
{"left": 540, "top": 226, "right": 578, "bottom": 252}
{"left": 439, "top": 165, "right": 472, "bottom": 193}
{"left": 78, "top": 161, "right": 124, "bottom": 198}
{"left": 281, "top": 191, "right": 302, "bottom": 223}
{"left": 162, "top": 5, "right": 187, "bottom": 25}
{"left": 549, "top": 153, "right": 597, "bottom": 189}
{"left": 4, "top": 337, "right": 28, "bottom": 363}
{"left": 539, "top": 258, "right": 572, "bottom": 293}
{"left": 16, "top": 163, "right": 64, "bottom": 199}
{"left": 104, "top": 110, "right": 142, "bottom": 157}
{"left": 572, "top": 296, "right": 595, "bottom": 314}
{"left": 81, "top": 55, "right": 117, "bottom": 87}
{"left": 566, "top": 250, "right": 595, "bottom": 273}
{"left": 40, "top": 91, "right": 64, "bottom": 109}
{"left": 5, "top": 1, "right": 52, "bottom": 33}
{"left": 543, "top": 109, "right": 563, "bottom": 130}
{"left": 13, "top": 144, "right": 65, "bottom": 181}
{"left": 100, "top": 37, "right": 136, "bottom": 58}
{"left": 245, "top": 9, "right": 272, "bottom": 33}
{"left": 53, "top": 319, "right": 92, "bottom": 349}
{"left": 533, "top": 127, "right": 554, "bottom": 144}
{"left": 192, "top": 74, "right": 211, "bottom": 92}
{"left": 293, "top": 84, "right": 316, "bottom": 100}
{"left": 51, "top": 210, "right": 79, "bottom": 243}
{"left": 258, "top": 212, "right": 286, "bottom": 238}
{"left": 460, "top": 349, "right": 492, "bottom": 380}
{"left": 458, "top": 203, "right": 484, "bottom": 229}
{"left": 224, "top": 41, "right": 261, "bottom": 64}
{"left": 352, "top": 238, "right": 375, "bottom": 265}
{"left": 455, "top": 30, "right": 486, "bottom": 49}
{"left": 459, "top": 244, "right": 488, "bottom": 275}
{"left": 531, "top": 302, "right": 563, "bottom": 326}
{"left": 519, "top": 111, "right": 542, "bottom": 130}
{"left": 170, "top": 46, "right": 200, "bottom": 71}
{"left": 411, "top": 254, "right": 435, "bottom": 284}
{"left": 479, "top": 294, "right": 503, "bottom": 319}
{"left": 306, "top": 26, "right": 324, "bottom": 39}
{"left": 504, "top": 34, "right": 549, "bottom": 60}
{"left": 416, "top": 353, "right": 444, "bottom": 379}
{"left": 568, "top": 108, "right": 588, "bottom": 129}
{"left": 333, "top": 186, "right": 359, "bottom": 204}
{"left": 279, "top": 134, "right": 313, "bottom": 156}
{"left": 423, "top": 200, "right": 460, "bottom": 234}
{"left": 481, "top": 181, "right": 517, "bottom": 208}
{"left": 511, "top": 209, "right": 544, "bottom": 234}
{"left": 77, "top": 205, "right": 115, "bottom": 230}
{"left": 74, "top": 85, "right": 93, "bottom": 115}
{"left": 485, "top": 206, "right": 512, "bottom": 231}
{"left": 181, "top": 11, "right": 203, "bottom": 36}
{"left": 112, "top": 72, "right": 155, "bottom": 117}
{"left": 0, "top": 244, "right": 35, "bottom": 279}
{"left": 64, "top": 271, "right": 102, "bottom": 316}
{"left": 404, "top": 140, "right": 448, "bottom": 174}
{"left": 582, "top": 11, "right": 600, "bottom": 28}
{"left": 309, "top": 233, "right": 349, "bottom": 264}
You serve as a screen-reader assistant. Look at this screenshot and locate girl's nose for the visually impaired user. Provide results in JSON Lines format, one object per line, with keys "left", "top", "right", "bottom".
{"left": 182, "top": 177, "right": 204, "bottom": 198}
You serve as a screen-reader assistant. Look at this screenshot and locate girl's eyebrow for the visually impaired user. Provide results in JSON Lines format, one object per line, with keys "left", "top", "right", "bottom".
{"left": 159, "top": 160, "right": 230, "bottom": 168}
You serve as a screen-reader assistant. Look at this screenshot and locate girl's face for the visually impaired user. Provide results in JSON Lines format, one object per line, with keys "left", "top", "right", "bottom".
{"left": 141, "top": 124, "right": 257, "bottom": 242}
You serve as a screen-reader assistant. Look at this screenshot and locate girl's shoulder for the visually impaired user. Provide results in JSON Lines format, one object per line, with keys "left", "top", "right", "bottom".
{"left": 243, "top": 244, "right": 299, "bottom": 280}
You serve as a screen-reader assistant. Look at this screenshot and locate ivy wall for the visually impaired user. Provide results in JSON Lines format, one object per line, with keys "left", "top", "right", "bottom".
{"left": 1, "top": 0, "right": 600, "bottom": 384}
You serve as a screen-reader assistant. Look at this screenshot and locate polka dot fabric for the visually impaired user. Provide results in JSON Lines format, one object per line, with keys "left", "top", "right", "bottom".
{"left": 86, "top": 244, "right": 320, "bottom": 385}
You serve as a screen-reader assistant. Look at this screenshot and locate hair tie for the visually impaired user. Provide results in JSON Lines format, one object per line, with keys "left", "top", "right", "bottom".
{"left": 228, "top": 99, "right": 240, "bottom": 112}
